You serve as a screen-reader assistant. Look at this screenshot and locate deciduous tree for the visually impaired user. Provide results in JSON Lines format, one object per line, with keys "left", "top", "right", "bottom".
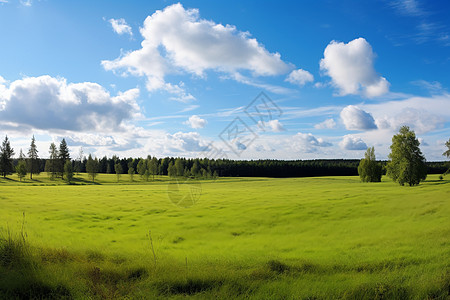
{"left": 64, "top": 160, "right": 73, "bottom": 183}
{"left": 16, "top": 149, "right": 27, "bottom": 181}
{"left": 86, "top": 154, "right": 99, "bottom": 183}
{"left": 358, "top": 147, "right": 382, "bottom": 182}
{"left": 386, "top": 126, "right": 427, "bottom": 186}
{"left": 114, "top": 162, "right": 123, "bottom": 182}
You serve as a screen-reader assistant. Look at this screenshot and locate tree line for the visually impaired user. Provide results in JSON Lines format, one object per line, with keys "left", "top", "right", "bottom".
{"left": 1, "top": 127, "right": 449, "bottom": 184}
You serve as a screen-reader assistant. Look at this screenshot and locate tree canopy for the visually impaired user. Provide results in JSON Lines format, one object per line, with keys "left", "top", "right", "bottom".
{"left": 386, "top": 126, "right": 427, "bottom": 186}
{"left": 358, "top": 147, "right": 382, "bottom": 182}
{"left": 0, "top": 135, "right": 15, "bottom": 178}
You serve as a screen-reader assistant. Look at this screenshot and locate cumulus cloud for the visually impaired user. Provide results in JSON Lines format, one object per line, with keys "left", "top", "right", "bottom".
{"left": 285, "top": 69, "right": 314, "bottom": 86}
{"left": 340, "top": 105, "right": 377, "bottom": 131}
{"left": 375, "top": 107, "right": 444, "bottom": 134}
{"left": 320, "top": 38, "right": 390, "bottom": 98}
{"left": 339, "top": 135, "right": 367, "bottom": 150}
{"left": 109, "top": 18, "right": 133, "bottom": 36}
{"left": 291, "top": 132, "right": 332, "bottom": 152}
{"left": 102, "top": 3, "right": 291, "bottom": 100}
{"left": 165, "top": 131, "right": 207, "bottom": 152}
{"left": 258, "top": 119, "right": 285, "bottom": 132}
{"left": 314, "top": 118, "right": 336, "bottom": 129}
{"left": 184, "top": 115, "right": 207, "bottom": 129}
{"left": 362, "top": 94, "right": 450, "bottom": 134}
{"left": 0, "top": 75, "right": 140, "bottom": 133}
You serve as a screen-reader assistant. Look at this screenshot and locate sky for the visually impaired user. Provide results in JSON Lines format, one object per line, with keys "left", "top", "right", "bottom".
{"left": 0, "top": 0, "right": 449, "bottom": 161}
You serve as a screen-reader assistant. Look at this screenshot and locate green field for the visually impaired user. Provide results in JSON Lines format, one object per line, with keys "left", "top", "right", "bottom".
{"left": 0, "top": 174, "right": 449, "bottom": 299}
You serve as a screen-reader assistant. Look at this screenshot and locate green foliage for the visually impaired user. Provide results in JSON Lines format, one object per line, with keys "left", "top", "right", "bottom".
{"left": 58, "top": 139, "right": 70, "bottom": 179}
{"left": 358, "top": 147, "right": 382, "bottom": 182}
{"left": 27, "top": 135, "right": 40, "bottom": 180}
{"left": 45, "top": 143, "right": 58, "bottom": 180}
{"left": 114, "top": 162, "right": 123, "bottom": 182}
{"left": 15, "top": 160, "right": 27, "bottom": 182}
{"left": 174, "top": 158, "right": 184, "bottom": 177}
{"left": 64, "top": 160, "right": 73, "bottom": 183}
{"left": 85, "top": 154, "right": 99, "bottom": 183}
{"left": 0, "top": 135, "right": 15, "bottom": 178}
{"left": 443, "top": 138, "right": 450, "bottom": 175}
{"left": 167, "top": 161, "right": 176, "bottom": 178}
{"left": 128, "top": 165, "right": 135, "bottom": 182}
{"left": 148, "top": 157, "right": 159, "bottom": 180}
{"left": 386, "top": 126, "right": 427, "bottom": 186}
{"left": 136, "top": 159, "right": 147, "bottom": 179}
{"left": 443, "top": 138, "right": 450, "bottom": 159}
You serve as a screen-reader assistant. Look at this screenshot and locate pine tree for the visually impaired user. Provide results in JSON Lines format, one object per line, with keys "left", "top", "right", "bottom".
{"left": 0, "top": 135, "right": 15, "bottom": 178}
{"left": 27, "top": 135, "right": 39, "bottom": 180}
{"left": 59, "top": 138, "right": 70, "bottom": 179}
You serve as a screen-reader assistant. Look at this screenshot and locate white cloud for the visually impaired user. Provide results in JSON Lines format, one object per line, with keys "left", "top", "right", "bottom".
{"left": 339, "top": 135, "right": 367, "bottom": 150}
{"left": 109, "top": 18, "right": 133, "bottom": 36}
{"left": 340, "top": 105, "right": 377, "bottom": 131}
{"left": 375, "top": 107, "right": 444, "bottom": 134}
{"left": 184, "top": 115, "right": 207, "bottom": 129}
{"left": 0, "top": 75, "right": 140, "bottom": 133}
{"left": 412, "top": 80, "right": 445, "bottom": 94}
{"left": 291, "top": 132, "right": 332, "bottom": 152}
{"left": 20, "top": 0, "right": 32, "bottom": 6}
{"left": 363, "top": 94, "right": 450, "bottom": 134}
{"left": 320, "top": 38, "right": 390, "bottom": 98}
{"left": 164, "top": 131, "right": 208, "bottom": 153}
{"left": 102, "top": 3, "right": 292, "bottom": 99}
{"left": 390, "top": 0, "right": 426, "bottom": 17}
{"left": 285, "top": 69, "right": 314, "bottom": 86}
{"left": 314, "top": 118, "right": 336, "bottom": 129}
{"left": 258, "top": 119, "right": 285, "bottom": 132}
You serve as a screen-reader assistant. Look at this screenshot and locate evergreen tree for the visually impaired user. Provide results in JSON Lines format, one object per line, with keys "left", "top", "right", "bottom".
{"left": 358, "top": 147, "right": 382, "bottom": 182}
{"left": 58, "top": 138, "right": 70, "bottom": 179}
{"left": 0, "top": 135, "right": 15, "bottom": 178}
{"left": 386, "top": 126, "right": 427, "bottom": 186}
{"left": 27, "top": 135, "right": 39, "bottom": 180}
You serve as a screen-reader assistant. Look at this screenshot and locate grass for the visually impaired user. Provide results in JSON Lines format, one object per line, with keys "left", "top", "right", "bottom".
{"left": 0, "top": 173, "right": 449, "bottom": 299}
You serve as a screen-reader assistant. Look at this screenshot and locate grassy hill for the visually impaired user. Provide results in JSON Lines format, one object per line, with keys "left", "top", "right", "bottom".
{"left": 0, "top": 174, "right": 449, "bottom": 299}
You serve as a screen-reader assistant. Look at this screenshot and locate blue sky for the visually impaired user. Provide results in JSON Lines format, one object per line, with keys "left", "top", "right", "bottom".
{"left": 0, "top": 0, "right": 449, "bottom": 160}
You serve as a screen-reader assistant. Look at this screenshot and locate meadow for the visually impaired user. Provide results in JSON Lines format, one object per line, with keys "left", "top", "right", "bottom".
{"left": 0, "top": 173, "right": 449, "bottom": 299}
